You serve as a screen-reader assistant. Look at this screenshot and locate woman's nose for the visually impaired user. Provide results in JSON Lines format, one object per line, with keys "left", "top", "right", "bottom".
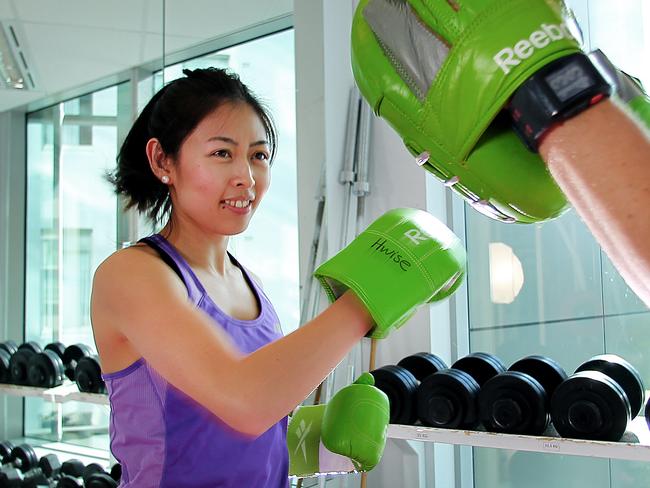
{"left": 232, "top": 158, "right": 255, "bottom": 188}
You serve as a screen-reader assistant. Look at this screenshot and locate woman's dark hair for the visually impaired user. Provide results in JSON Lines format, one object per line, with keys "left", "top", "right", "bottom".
{"left": 108, "top": 67, "right": 277, "bottom": 223}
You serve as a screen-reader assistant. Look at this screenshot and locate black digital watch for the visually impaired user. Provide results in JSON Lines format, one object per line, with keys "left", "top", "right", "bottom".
{"left": 507, "top": 52, "right": 612, "bottom": 152}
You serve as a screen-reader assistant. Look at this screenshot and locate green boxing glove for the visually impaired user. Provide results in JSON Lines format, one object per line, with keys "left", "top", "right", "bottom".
{"left": 288, "top": 404, "right": 352, "bottom": 478}
{"left": 288, "top": 373, "right": 390, "bottom": 477}
{"left": 322, "top": 373, "right": 390, "bottom": 471}
{"left": 351, "top": 0, "right": 583, "bottom": 223}
{"left": 314, "top": 208, "right": 466, "bottom": 339}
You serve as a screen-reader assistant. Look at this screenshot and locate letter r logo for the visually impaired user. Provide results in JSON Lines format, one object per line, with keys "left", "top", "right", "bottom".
{"left": 404, "top": 229, "right": 428, "bottom": 245}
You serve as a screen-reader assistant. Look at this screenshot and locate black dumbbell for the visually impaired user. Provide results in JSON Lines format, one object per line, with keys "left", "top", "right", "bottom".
{"left": 75, "top": 356, "right": 106, "bottom": 394}
{"left": 416, "top": 352, "right": 506, "bottom": 429}
{"left": 478, "top": 355, "right": 567, "bottom": 435}
{"left": 0, "top": 466, "right": 22, "bottom": 487}
{"left": 0, "top": 442, "right": 14, "bottom": 465}
{"left": 16, "top": 466, "right": 52, "bottom": 488}
{"left": 55, "top": 459, "right": 85, "bottom": 488}
{"left": 0, "top": 342, "right": 18, "bottom": 358}
{"left": 0, "top": 351, "right": 12, "bottom": 385}
{"left": 9, "top": 343, "right": 42, "bottom": 386}
{"left": 0, "top": 444, "right": 39, "bottom": 475}
{"left": 24, "top": 453, "right": 62, "bottom": 487}
{"left": 62, "top": 345, "right": 94, "bottom": 383}
{"left": 83, "top": 463, "right": 117, "bottom": 488}
{"left": 109, "top": 464, "right": 121, "bottom": 484}
{"left": 551, "top": 354, "right": 645, "bottom": 441}
{"left": 0, "top": 342, "right": 18, "bottom": 384}
{"left": 54, "top": 460, "right": 113, "bottom": 488}
{"left": 0, "top": 342, "right": 18, "bottom": 383}
{"left": 27, "top": 343, "right": 67, "bottom": 388}
{"left": 3, "top": 453, "right": 62, "bottom": 488}
{"left": 370, "top": 352, "right": 448, "bottom": 425}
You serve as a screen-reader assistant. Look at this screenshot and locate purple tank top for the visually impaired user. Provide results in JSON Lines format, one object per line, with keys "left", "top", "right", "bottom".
{"left": 102, "top": 234, "right": 289, "bottom": 487}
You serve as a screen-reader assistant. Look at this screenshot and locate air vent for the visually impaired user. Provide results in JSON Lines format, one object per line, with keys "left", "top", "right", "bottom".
{"left": 0, "top": 22, "right": 36, "bottom": 90}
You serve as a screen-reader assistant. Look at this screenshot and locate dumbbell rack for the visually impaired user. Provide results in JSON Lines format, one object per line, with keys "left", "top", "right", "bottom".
{"left": 4, "top": 383, "right": 650, "bottom": 470}
{"left": 388, "top": 415, "right": 650, "bottom": 462}
{"left": 5, "top": 381, "right": 650, "bottom": 463}
{"left": 0, "top": 383, "right": 108, "bottom": 405}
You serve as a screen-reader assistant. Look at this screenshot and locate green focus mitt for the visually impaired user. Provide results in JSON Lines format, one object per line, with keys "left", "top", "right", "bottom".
{"left": 351, "top": 0, "right": 584, "bottom": 223}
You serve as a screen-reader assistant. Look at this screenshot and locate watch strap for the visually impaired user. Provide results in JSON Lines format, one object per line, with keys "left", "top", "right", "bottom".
{"left": 508, "top": 52, "right": 612, "bottom": 151}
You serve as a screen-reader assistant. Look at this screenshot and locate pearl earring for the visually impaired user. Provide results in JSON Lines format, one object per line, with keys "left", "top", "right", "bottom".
{"left": 161, "top": 175, "right": 170, "bottom": 184}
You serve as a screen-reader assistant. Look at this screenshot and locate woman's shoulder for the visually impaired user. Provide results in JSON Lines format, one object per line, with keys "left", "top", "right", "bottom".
{"left": 92, "top": 242, "right": 190, "bottom": 331}
{"left": 96, "top": 242, "right": 158, "bottom": 277}
{"left": 93, "top": 242, "right": 182, "bottom": 298}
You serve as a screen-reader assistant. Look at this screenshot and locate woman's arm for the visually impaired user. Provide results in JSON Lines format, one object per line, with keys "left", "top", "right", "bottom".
{"left": 540, "top": 99, "right": 650, "bottom": 306}
{"left": 91, "top": 249, "right": 372, "bottom": 438}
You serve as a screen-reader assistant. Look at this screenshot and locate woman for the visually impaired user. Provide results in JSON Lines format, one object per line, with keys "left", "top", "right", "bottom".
{"left": 91, "top": 68, "right": 374, "bottom": 487}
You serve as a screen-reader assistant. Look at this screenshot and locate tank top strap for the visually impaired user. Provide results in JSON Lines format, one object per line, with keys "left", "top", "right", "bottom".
{"left": 138, "top": 235, "right": 207, "bottom": 304}
{"left": 227, "top": 252, "right": 272, "bottom": 309}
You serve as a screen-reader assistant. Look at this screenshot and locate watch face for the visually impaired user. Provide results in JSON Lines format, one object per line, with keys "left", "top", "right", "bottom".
{"left": 545, "top": 63, "right": 594, "bottom": 102}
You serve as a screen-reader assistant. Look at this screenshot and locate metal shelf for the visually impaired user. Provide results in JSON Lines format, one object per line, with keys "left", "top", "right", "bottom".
{"left": 3, "top": 383, "right": 650, "bottom": 462}
{"left": 0, "top": 383, "right": 108, "bottom": 405}
{"left": 387, "top": 417, "right": 650, "bottom": 462}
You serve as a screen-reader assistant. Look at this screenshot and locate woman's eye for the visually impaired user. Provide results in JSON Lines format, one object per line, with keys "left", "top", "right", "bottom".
{"left": 253, "top": 151, "right": 269, "bottom": 162}
{"left": 213, "top": 149, "right": 231, "bottom": 158}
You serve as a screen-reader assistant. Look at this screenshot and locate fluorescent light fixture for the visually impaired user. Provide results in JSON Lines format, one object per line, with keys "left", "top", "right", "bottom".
{"left": 489, "top": 242, "right": 524, "bottom": 304}
{"left": 0, "top": 23, "right": 33, "bottom": 90}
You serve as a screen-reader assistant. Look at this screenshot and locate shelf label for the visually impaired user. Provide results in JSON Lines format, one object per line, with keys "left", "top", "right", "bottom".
{"left": 415, "top": 431, "right": 430, "bottom": 440}
{"left": 542, "top": 441, "right": 560, "bottom": 451}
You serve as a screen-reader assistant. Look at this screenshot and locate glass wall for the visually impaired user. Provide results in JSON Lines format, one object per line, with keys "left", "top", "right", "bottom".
{"left": 465, "top": 1, "right": 650, "bottom": 487}
{"left": 25, "top": 83, "right": 132, "bottom": 450}
{"left": 23, "top": 29, "right": 297, "bottom": 451}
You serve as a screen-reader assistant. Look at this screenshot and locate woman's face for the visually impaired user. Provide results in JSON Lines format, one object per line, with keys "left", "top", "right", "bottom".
{"left": 167, "top": 102, "right": 271, "bottom": 236}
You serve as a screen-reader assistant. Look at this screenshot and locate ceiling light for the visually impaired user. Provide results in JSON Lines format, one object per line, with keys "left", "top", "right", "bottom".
{"left": 0, "top": 23, "right": 33, "bottom": 90}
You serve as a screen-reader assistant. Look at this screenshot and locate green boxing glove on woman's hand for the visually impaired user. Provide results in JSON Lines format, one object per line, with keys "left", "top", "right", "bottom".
{"left": 314, "top": 208, "right": 466, "bottom": 339}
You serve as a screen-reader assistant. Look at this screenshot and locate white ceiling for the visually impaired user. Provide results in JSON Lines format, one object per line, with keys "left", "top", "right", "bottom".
{"left": 0, "top": 0, "right": 293, "bottom": 112}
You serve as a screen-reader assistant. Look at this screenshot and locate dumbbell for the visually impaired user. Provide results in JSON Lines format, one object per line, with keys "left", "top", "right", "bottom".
{"left": 416, "top": 352, "right": 506, "bottom": 429}
{"left": 0, "top": 442, "right": 14, "bottom": 466}
{"left": 0, "top": 466, "right": 23, "bottom": 487}
{"left": 0, "top": 452, "right": 63, "bottom": 488}
{"left": 75, "top": 356, "right": 106, "bottom": 394}
{"left": 3, "top": 468, "right": 56, "bottom": 488}
{"left": 83, "top": 463, "right": 118, "bottom": 488}
{"left": 62, "top": 345, "right": 94, "bottom": 383}
{"left": 0, "top": 441, "right": 21, "bottom": 488}
{"left": 32, "top": 453, "right": 62, "bottom": 485}
{"left": 55, "top": 461, "right": 114, "bottom": 488}
{"left": 551, "top": 354, "right": 645, "bottom": 441}
{"left": 0, "top": 444, "right": 39, "bottom": 487}
{"left": 478, "top": 355, "right": 567, "bottom": 435}
{"left": 109, "top": 464, "right": 121, "bottom": 484}
{"left": 0, "top": 342, "right": 18, "bottom": 384}
{"left": 55, "top": 459, "right": 85, "bottom": 488}
{"left": 9, "top": 343, "right": 42, "bottom": 386}
{"left": 27, "top": 343, "right": 67, "bottom": 388}
{"left": 370, "top": 352, "right": 448, "bottom": 425}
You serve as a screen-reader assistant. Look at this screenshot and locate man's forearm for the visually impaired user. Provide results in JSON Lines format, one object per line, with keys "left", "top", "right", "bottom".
{"left": 540, "top": 99, "right": 650, "bottom": 306}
